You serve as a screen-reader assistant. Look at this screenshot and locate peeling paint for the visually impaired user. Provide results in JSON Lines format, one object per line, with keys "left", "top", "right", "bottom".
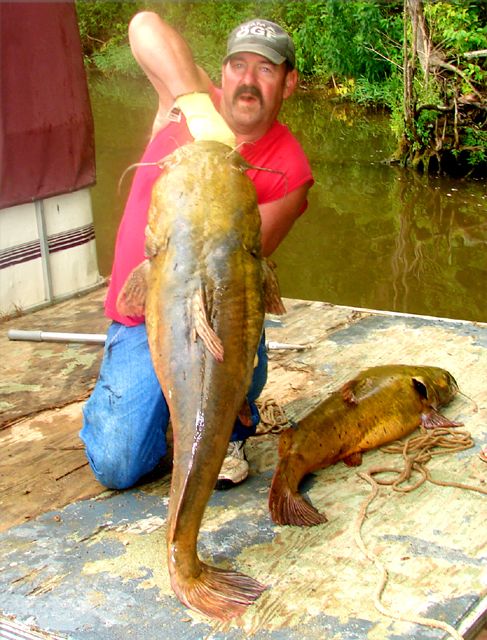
{"left": 82, "top": 526, "right": 171, "bottom": 594}
{"left": 5, "top": 422, "right": 45, "bottom": 443}
{"left": 59, "top": 347, "right": 99, "bottom": 376}
{"left": 0, "top": 382, "right": 42, "bottom": 395}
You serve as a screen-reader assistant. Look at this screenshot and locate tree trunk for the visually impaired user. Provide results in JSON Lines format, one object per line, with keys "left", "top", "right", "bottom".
{"left": 392, "top": 0, "right": 486, "bottom": 177}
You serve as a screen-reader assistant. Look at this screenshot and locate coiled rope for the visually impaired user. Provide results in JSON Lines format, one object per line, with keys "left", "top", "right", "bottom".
{"left": 256, "top": 397, "right": 290, "bottom": 434}
{"left": 354, "top": 426, "right": 486, "bottom": 640}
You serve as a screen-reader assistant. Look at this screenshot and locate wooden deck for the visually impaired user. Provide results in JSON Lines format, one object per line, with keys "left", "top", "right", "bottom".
{"left": 0, "top": 287, "right": 486, "bottom": 639}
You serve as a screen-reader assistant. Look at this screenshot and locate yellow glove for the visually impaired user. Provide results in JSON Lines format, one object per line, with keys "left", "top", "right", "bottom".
{"left": 175, "top": 92, "right": 236, "bottom": 148}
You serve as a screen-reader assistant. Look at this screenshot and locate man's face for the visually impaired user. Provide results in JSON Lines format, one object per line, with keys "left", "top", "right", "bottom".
{"left": 221, "top": 52, "right": 297, "bottom": 139}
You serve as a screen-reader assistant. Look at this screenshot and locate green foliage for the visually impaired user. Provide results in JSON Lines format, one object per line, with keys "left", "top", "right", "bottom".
{"left": 148, "top": 0, "right": 261, "bottom": 81}
{"left": 75, "top": 1, "right": 140, "bottom": 56}
{"left": 458, "top": 126, "right": 487, "bottom": 166}
{"left": 275, "top": 0, "right": 404, "bottom": 81}
{"left": 351, "top": 75, "right": 403, "bottom": 108}
{"left": 76, "top": 0, "right": 485, "bottom": 92}
{"left": 76, "top": 0, "right": 485, "bottom": 176}
{"left": 425, "top": 0, "right": 487, "bottom": 54}
{"left": 399, "top": 1, "right": 486, "bottom": 173}
{"left": 414, "top": 109, "right": 439, "bottom": 147}
{"left": 75, "top": 0, "right": 144, "bottom": 76}
{"left": 424, "top": 0, "right": 487, "bottom": 97}
{"left": 77, "top": 0, "right": 405, "bottom": 83}
{"left": 92, "top": 43, "right": 140, "bottom": 77}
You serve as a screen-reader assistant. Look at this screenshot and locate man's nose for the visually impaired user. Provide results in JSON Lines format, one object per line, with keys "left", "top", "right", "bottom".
{"left": 240, "top": 65, "right": 258, "bottom": 85}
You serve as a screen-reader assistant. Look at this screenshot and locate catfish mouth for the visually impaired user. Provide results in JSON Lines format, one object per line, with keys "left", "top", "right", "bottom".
{"left": 442, "top": 372, "right": 459, "bottom": 404}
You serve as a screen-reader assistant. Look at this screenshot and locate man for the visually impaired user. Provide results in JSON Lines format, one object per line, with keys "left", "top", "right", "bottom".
{"left": 81, "top": 12, "right": 313, "bottom": 491}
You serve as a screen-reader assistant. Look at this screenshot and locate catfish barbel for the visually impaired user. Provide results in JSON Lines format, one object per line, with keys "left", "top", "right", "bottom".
{"left": 269, "top": 364, "right": 461, "bottom": 527}
{"left": 118, "top": 140, "right": 284, "bottom": 620}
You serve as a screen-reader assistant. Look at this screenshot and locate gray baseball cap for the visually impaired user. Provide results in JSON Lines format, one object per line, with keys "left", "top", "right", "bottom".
{"left": 224, "top": 19, "right": 295, "bottom": 69}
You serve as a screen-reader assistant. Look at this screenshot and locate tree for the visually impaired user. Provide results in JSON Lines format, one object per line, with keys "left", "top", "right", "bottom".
{"left": 393, "top": 0, "right": 486, "bottom": 176}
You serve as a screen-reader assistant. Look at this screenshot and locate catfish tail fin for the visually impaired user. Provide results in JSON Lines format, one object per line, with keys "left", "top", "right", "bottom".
{"left": 268, "top": 465, "right": 328, "bottom": 527}
{"left": 170, "top": 562, "right": 266, "bottom": 620}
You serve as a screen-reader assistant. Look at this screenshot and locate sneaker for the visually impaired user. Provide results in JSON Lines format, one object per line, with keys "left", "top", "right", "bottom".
{"left": 215, "top": 440, "right": 249, "bottom": 490}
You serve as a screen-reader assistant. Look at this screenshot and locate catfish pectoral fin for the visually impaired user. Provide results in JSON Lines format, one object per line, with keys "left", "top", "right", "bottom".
{"left": 237, "top": 399, "right": 254, "bottom": 427}
{"left": 269, "top": 467, "right": 328, "bottom": 527}
{"left": 343, "top": 451, "right": 363, "bottom": 467}
{"left": 191, "top": 288, "right": 224, "bottom": 362}
{"left": 171, "top": 562, "right": 267, "bottom": 620}
{"left": 116, "top": 260, "right": 151, "bottom": 316}
{"left": 262, "top": 259, "right": 286, "bottom": 315}
{"left": 421, "top": 409, "right": 463, "bottom": 430}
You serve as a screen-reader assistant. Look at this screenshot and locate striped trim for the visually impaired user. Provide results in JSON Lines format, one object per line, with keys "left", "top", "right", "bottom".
{"left": 0, "top": 239, "right": 41, "bottom": 269}
{"left": 48, "top": 224, "right": 96, "bottom": 254}
{"left": 0, "top": 223, "right": 95, "bottom": 270}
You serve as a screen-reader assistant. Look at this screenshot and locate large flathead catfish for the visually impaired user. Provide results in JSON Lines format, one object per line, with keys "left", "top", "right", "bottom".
{"left": 269, "top": 364, "right": 460, "bottom": 527}
{"left": 118, "top": 140, "right": 284, "bottom": 620}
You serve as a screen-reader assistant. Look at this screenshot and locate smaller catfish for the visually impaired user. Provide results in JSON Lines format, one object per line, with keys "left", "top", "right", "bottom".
{"left": 269, "top": 364, "right": 461, "bottom": 527}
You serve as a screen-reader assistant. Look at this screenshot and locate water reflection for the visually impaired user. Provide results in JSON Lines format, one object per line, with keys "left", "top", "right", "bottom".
{"left": 276, "top": 91, "right": 487, "bottom": 321}
{"left": 88, "top": 76, "right": 487, "bottom": 322}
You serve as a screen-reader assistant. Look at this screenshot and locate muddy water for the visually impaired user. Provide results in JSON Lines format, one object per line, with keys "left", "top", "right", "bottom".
{"left": 88, "top": 75, "right": 487, "bottom": 323}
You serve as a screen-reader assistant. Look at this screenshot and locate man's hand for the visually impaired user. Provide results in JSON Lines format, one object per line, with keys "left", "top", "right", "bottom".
{"left": 175, "top": 92, "right": 236, "bottom": 148}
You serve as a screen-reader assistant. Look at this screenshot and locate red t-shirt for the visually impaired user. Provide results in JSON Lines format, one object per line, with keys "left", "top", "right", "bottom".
{"left": 105, "top": 88, "right": 314, "bottom": 326}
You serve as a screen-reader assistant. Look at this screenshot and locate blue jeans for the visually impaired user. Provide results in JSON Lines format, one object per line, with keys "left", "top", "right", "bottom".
{"left": 80, "top": 322, "right": 267, "bottom": 489}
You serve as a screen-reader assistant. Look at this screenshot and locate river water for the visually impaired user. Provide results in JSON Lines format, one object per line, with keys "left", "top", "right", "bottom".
{"left": 89, "top": 75, "right": 487, "bottom": 323}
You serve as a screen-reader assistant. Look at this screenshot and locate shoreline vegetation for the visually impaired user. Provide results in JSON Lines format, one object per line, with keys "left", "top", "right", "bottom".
{"left": 76, "top": 0, "right": 486, "bottom": 178}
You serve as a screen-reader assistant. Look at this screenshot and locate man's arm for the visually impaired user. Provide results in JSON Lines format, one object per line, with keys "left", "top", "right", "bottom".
{"left": 260, "top": 182, "right": 312, "bottom": 257}
{"left": 128, "top": 11, "right": 212, "bottom": 138}
{"left": 129, "top": 10, "right": 310, "bottom": 252}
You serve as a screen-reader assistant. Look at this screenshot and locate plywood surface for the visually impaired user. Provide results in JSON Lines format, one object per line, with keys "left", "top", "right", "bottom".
{"left": 0, "top": 285, "right": 109, "bottom": 429}
{"left": 0, "top": 295, "right": 485, "bottom": 639}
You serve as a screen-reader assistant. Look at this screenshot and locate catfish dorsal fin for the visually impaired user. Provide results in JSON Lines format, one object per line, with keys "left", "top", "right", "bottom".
{"left": 341, "top": 381, "right": 359, "bottom": 405}
{"left": 191, "top": 288, "right": 224, "bottom": 362}
{"left": 116, "top": 260, "right": 151, "bottom": 317}
{"left": 341, "top": 376, "right": 376, "bottom": 405}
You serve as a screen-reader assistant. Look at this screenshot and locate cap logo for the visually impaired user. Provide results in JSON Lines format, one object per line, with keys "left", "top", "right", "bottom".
{"left": 235, "top": 22, "right": 278, "bottom": 41}
{"left": 225, "top": 19, "right": 295, "bottom": 68}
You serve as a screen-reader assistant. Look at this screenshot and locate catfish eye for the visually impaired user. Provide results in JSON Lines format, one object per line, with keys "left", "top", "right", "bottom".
{"left": 412, "top": 378, "right": 428, "bottom": 399}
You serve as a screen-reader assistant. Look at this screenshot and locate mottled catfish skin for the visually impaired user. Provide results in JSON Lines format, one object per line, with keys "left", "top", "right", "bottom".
{"left": 269, "top": 365, "right": 460, "bottom": 527}
{"left": 118, "top": 141, "right": 283, "bottom": 619}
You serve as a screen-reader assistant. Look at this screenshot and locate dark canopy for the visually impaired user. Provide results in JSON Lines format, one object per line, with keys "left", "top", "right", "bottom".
{"left": 0, "top": 2, "right": 96, "bottom": 209}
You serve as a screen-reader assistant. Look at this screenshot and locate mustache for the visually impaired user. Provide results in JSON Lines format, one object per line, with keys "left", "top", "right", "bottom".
{"left": 233, "top": 85, "right": 263, "bottom": 105}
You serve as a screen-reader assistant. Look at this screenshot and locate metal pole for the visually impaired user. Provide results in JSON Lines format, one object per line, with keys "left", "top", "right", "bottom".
{"left": 35, "top": 199, "right": 53, "bottom": 304}
{"left": 7, "top": 329, "right": 107, "bottom": 344}
{"left": 7, "top": 330, "right": 308, "bottom": 351}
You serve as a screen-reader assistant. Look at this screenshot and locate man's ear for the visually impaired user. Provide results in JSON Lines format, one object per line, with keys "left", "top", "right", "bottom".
{"left": 283, "top": 68, "right": 298, "bottom": 99}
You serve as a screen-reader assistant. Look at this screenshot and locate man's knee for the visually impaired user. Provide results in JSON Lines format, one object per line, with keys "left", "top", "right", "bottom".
{"left": 83, "top": 446, "right": 144, "bottom": 490}
{"left": 81, "top": 408, "right": 168, "bottom": 490}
